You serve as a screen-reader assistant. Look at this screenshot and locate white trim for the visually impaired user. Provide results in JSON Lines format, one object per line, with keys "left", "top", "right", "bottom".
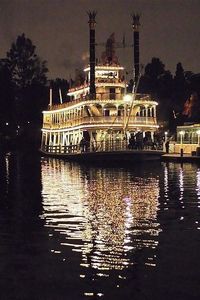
{"left": 42, "top": 99, "right": 158, "bottom": 114}
{"left": 42, "top": 123, "right": 159, "bottom": 133}
{"left": 84, "top": 65, "right": 124, "bottom": 72}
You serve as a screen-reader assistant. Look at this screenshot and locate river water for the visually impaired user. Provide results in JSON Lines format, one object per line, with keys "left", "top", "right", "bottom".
{"left": 0, "top": 151, "right": 200, "bottom": 300}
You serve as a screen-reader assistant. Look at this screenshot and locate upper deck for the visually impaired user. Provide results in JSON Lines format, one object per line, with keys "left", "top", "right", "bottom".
{"left": 43, "top": 62, "right": 158, "bottom": 132}
{"left": 42, "top": 92, "right": 158, "bottom": 132}
{"left": 46, "top": 93, "right": 157, "bottom": 112}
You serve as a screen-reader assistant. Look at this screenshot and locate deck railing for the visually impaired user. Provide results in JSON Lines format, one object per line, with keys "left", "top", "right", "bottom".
{"left": 43, "top": 116, "right": 157, "bottom": 130}
{"left": 48, "top": 93, "right": 154, "bottom": 111}
{"left": 42, "top": 140, "right": 163, "bottom": 155}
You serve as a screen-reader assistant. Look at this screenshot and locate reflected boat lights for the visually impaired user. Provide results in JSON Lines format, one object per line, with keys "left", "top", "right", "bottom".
{"left": 179, "top": 167, "right": 184, "bottom": 204}
{"left": 41, "top": 159, "right": 161, "bottom": 272}
{"left": 196, "top": 169, "right": 200, "bottom": 199}
{"left": 164, "top": 165, "right": 169, "bottom": 197}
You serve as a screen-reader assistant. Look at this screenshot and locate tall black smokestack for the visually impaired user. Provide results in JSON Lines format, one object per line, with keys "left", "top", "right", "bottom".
{"left": 132, "top": 14, "right": 140, "bottom": 86}
{"left": 88, "top": 11, "right": 97, "bottom": 99}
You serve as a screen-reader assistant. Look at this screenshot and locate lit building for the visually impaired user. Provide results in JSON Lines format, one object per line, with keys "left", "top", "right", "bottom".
{"left": 170, "top": 124, "right": 200, "bottom": 154}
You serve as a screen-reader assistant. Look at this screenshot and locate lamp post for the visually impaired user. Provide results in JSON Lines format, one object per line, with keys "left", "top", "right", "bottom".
{"left": 164, "top": 131, "right": 168, "bottom": 142}
{"left": 164, "top": 131, "right": 169, "bottom": 153}
{"left": 123, "top": 94, "right": 132, "bottom": 130}
{"left": 179, "top": 130, "right": 185, "bottom": 157}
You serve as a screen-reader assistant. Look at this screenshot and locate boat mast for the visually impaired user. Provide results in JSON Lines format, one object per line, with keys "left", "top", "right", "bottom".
{"left": 124, "top": 70, "right": 142, "bottom": 134}
{"left": 59, "top": 88, "right": 63, "bottom": 104}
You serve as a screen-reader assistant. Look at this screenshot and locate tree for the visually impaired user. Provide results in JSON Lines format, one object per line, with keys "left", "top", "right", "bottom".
{"left": 157, "top": 71, "right": 173, "bottom": 98}
{"left": 145, "top": 57, "right": 165, "bottom": 80}
{"left": 189, "top": 74, "right": 200, "bottom": 96}
{"left": 0, "top": 60, "right": 15, "bottom": 131}
{"left": 173, "top": 63, "right": 190, "bottom": 102}
{"left": 5, "top": 34, "right": 48, "bottom": 129}
{"left": 6, "top": 33, "right": 48, "bottom": 88}
{"left": 4, "top": 33, "right": 49, "bottom": 147}
{"left": 138, "top": 57, "right": 167, "bottom": 95}
{"left": 138, "top": 57, "right": 173, "bottom": 126}
{"left": 172, "top": 62, "right": 191, "bottom": 118}
{"left": 50, "top": 78, "right": 70, "bottom": 105}
{"left": 174, "top": 62, "right": 185, "bottom": 83}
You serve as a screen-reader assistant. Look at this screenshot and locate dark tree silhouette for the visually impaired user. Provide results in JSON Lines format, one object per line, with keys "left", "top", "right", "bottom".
{"left": 173, "top": 62, "right": 189, "bottom": 110}
{"left": 138, "top": 57, "right": 173, "bottom": 128}
{"left": 189, "top": 74, "right": 200, "bottom": 96}
{"left": 170, "top": 62, "right": 194, "bottom": 129}
{"left": 5, "top": 33, "right": 49, "bottom": 147}
{"left": 50, "top": 78, "right": 70, "bottom": 105}
{"left": 157, "top": 71, "right": 173, "bottom": 98}
{"left": 145, "top": 58, "right": 165, "bottom": 79}
{"left": 129, "top": 57, "right": 199, "bottom": 132}
{"left": 6, "top": 33, "right": 48, "bottom": 88}
{"left": 139, "top": 57, "right": 167, "bottom": 95}
{"left": 174, "top": 62, "right": 184, "bottom": 81}
{"left": 0, "top": 61, "right": 15, "bottom": 131}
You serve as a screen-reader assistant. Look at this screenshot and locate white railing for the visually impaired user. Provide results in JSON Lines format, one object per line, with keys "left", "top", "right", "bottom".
{"left": 48, "top": 93, "right": 154, "bottom": 111}
{"left": 43, "top": 116, "right": 157, "bottom": 130}
{"left": 41, "top": 140, "right": 163, "bottom": 155}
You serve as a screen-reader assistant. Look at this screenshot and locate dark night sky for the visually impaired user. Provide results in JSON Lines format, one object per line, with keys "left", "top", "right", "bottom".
{"left": 0, "top": 0, "right": 199, "bottom": 79}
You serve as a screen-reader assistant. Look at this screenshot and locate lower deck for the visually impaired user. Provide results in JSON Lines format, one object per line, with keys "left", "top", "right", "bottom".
{"left": 40, "top": 137, "right": 164, "bottom": 164}
{"left": 40, "top": 148, "right": 164, "bottom": 163}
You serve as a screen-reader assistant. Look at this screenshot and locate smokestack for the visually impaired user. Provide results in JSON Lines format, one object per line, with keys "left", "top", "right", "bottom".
{"left": 132, "top": 13, "right": 140, "bottom": 86}
{"left": 87, "top": 11, "right": 97, "bottom": 99}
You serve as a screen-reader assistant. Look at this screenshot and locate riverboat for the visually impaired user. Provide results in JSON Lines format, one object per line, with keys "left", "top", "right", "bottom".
{"left": 40, "top": 12, "right": 162, "bottom": 162}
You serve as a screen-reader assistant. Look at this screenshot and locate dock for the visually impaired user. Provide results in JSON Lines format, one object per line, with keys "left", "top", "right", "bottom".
{"left": 161, "top": 153, "right": 200, "bottom": 163}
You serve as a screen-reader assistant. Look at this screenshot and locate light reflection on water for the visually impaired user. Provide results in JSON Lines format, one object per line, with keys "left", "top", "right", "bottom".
{"left": 2, "top": 154, "right": 200, "bottom": 299}
{"left": 41, "top": 159, "right": 161, "bottom": 276}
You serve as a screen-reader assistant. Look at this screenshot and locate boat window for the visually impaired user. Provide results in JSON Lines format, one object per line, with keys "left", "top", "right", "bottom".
{"left": 104, "top": 110, "right": 110, "bottom": 116}
{"left": 110, "top": 88, "right": 115, "bottom": 100}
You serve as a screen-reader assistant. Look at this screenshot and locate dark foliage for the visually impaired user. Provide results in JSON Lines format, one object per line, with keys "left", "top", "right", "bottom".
{"left": 6, "top": 33, "right": 48, "bottom": 88}
{"left": 6, "top": 33, "right": 49, "bottom": 126}
{"left": 0, "top": 61, "right": 15, "bottom": 131}
{"left": 135, "top": 58, "right": 200, "bottom": 133}
{"left": 0, "top": 34, "right": 49, "bottom": 148}
{"left": 50, "top": 78, "right": 70, "bottom": 105}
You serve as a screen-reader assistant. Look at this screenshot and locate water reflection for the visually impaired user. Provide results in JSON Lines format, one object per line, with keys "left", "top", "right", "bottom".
{"left": 1, "top": 154, "right": 200, "bottom": 299}
{"left": 41, "top": 159, "right": 161, "bottom": 275}
{"left": 0, "top": 152, "right": 43, "bottom": 223}
{"left": 161, "top": 162, "right": 200, "bottom": 230}
{"left": 196, "top": 168, "right": 200, "bottom": 201}
{"left": 0, "top": 152, "right": 45, "bottom": 299}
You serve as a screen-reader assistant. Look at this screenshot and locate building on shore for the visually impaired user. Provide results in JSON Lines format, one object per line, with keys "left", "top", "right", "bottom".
{"left": 169, "top": 123, "right": 200, "bottom": 154}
